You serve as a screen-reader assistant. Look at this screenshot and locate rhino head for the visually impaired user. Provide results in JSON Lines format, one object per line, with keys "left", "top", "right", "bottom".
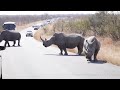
{"left": 40, "top": 36, "right": 55, "bottom": 47}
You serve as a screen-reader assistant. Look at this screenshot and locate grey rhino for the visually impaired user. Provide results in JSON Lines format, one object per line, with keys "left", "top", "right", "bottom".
{"left": 40, "top": 32, "right": 85, "bottom": 55}
{"left": 83, "top": 36, "right": 101, "bottom": 61}
{"left": 0, "top": 30, "right": 21, "bottom": 47}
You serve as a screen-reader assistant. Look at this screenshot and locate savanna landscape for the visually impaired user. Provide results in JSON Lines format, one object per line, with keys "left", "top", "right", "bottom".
{"left": 1, "top": 11, "right": 120, "bottom": 79}
{"left": 0, "top": 11, "right": 120, "bottom": 66}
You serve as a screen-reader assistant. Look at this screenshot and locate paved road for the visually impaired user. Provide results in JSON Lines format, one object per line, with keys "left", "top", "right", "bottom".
{"left": 1, "top": 20, "right": 120, "bottom": 79}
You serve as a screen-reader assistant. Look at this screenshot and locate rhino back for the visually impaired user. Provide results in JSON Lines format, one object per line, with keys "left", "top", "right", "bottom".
{"left": 53, "top": 33, "right": 84, "bottom": 48}
{"left": 54, "top": 33, "right": 65, "bottom": 46}
{"left": 2, "top": 31, "right": 21, "bottom": 41}
{"left": 65, "top": 35, "right": 84, "bottom": 48}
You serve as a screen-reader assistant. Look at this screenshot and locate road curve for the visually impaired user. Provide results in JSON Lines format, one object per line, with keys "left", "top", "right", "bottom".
{"left": 1, "top": 21, "right": 120, "bottom": 79}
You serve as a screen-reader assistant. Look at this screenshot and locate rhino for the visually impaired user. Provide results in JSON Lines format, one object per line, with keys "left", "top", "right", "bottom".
{"left": 83, "top": 36, "right": 101, "bottom": 61}
{"left": 0, "top": 30, "right": 21, "bottom": 47}
{"left": 40, "top": 32, "right": 85, "bottom": 55}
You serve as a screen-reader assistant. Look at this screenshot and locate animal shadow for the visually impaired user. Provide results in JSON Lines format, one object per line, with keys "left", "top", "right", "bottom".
{"left": 88, "top": 60, "right": 107, "bottom": 64}
{"left": 45, "top": 53, "right": 83, "bottom": 56}
{"left": 45, "top": 54, "right": 59, "bottom": 56}
{"left": 0, "top": 46, "right": 6, "bottom": 50}
{"left": 6, "top": 45, "right": 22, "bottom": 47}
{"left": 61, "top": 54, "right": 83, "bottom": 56}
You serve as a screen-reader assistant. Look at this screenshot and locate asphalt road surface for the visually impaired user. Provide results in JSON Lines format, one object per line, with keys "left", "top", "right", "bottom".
{"left": 0, "top": 21, "right": 120, "bottom": 79}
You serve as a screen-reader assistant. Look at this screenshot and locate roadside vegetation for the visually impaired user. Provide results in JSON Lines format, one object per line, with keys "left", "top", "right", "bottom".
{"left": 0, "top": 12, "right": 120, "bottom": 66}
{"left": 34, "top": 11, "right": 120, "bottom": 66}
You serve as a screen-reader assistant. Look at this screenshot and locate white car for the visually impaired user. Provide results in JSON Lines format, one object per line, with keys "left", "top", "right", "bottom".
{"left": 26, "top": 31, "right": 33, "bottom": 37}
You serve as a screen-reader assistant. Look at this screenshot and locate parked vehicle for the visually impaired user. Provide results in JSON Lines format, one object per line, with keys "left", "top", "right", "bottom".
{"left": 32, "top": 25, "right": 39, "bottom": 30}
{"left": 26, "top": 31, "right": 33, "bottom": 37}
{"left": 2, "top": 22, "right": 16, "bottom": 30}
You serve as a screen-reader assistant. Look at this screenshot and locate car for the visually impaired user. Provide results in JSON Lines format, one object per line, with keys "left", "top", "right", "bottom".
{"left": 34, "top": 27, "right": 39, "bottom": 30}
{"left": 3, "top": 22, "right": 16, "bottom": 31}
{"left": 26, "top": 31, "right": 33, "bottom": 37}
{"left": 32, "top": 25, "right": 39, "bottom": 30}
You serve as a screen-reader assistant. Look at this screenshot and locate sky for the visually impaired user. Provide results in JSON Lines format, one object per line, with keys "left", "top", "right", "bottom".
{"left": 0, "top": 11, "right": 98, "bottom": 15}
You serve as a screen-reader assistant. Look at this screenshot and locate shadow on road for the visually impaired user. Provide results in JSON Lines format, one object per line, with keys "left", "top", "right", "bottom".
{"left": 0, "top": 46, "right": 6, "bottom": 50}
{"left": 88, "top": 60, "right": 107, "bottom": 64}
{"left": 6, "top": 46, "right": 22, "bottom": 47}
{"left": 45, "top": 54, "right": 84, "bottom": 56}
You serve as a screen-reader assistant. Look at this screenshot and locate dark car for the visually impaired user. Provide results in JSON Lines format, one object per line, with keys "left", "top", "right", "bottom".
{"left": 32, "top": 25, "right": 39, "bottom": 30}
{"left": 26, "top": 31, "right": 33, "bottom": 37}
{"left": 3, "top": 22, "right": 16, "bottom": 30}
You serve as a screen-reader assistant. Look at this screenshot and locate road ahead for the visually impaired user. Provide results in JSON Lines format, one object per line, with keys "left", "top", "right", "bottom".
{"left": 1, "top": 21, "right": 120, "bottom": 79}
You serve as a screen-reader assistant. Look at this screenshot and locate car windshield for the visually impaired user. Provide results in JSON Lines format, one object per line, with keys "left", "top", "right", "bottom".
{"left": 27, "top": 31, "right": 32, "bottom": 32}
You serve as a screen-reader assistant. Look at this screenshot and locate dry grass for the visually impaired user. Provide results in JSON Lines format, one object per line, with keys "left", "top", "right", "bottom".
{"left": 34, "top": 23, "right": 120, "bottom": 66}
{"left": 97, "top": 37, "right": 120, "bottom": 66}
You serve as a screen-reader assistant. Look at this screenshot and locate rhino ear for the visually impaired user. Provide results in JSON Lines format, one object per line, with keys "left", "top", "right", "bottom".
{"left": 45, "top": 38, "right": 47, "bottom": 41}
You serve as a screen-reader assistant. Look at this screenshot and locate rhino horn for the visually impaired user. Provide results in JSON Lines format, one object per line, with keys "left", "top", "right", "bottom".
{"left": 92, "top": 39, "right": 95, "bottom": 43}
{"left": 40, "top": 36, "right": 44, "bottom": 42}
{"left": 45, "top": 38, "right": 47, "bottom": 41}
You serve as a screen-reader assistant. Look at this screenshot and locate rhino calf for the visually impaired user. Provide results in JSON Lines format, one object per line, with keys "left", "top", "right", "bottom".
{"left": 0, "top": 31, "right": 21, "bottom": 47}
{"left": 40, "top": 32, "right": 85, "bottom": 55}
{"left": 83, "top": 36, "right": 101, "bottom": 61}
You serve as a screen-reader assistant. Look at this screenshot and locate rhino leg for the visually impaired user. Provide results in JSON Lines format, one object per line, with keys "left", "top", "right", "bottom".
{"left": 7, "top": 42, "right": 10, "bottom": 47}
{"left": 4, "top": 41, "right": 10, "bottom": 47}
{"left": 58, "top": 46, "right": 63, "bottom": 55}
{"left": 4, "top": 42, "right": 7, "bottom": 47}
{"left": 94, "top": 49, "right": 99, "bottom": 61}
{"left": 77, "top": 45, "right": 83, "bottom": 55}
{"left": 18, "top": 40, "right": 20, "bottom": 46}
{"left": 59, "top": 48, "right": 63, "bottom": 55}
{"left": 13, "top": 41, "right": 16, "bottom": 46}
{"left": 63, "top": 48, "right": 68, "bottom": 55}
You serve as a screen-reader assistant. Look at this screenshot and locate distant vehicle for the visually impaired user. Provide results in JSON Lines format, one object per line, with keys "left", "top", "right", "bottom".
{"left": 26, "top": 31, "right": 33, "bottom": 37}
{"left": 47, "top": 20, "right": 50, "bottom": 22}
{"left": 40, "top": 25, "right": 44, "bottom": 27}
{"left": 2, "top": 22, "right": 16, "bottom": 30}
{"left": 46, "top": 20, "right": 51, "bottom": 24}
{"left": 32, "top": 25, "right": 39, "bottom": 30}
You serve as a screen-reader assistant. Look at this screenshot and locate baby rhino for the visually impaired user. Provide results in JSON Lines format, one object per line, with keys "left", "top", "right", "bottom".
{"left": 83, "top": 36, "right": 101, "bottom": 62}
{"left": 40, "top": 32, "right": 85, "bottom": 55}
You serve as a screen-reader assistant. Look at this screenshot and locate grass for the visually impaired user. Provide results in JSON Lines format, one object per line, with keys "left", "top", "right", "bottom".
{"left": 34, "top": 23, "right": 120, "bottom": 66}
{"left": 97, "top": 37, "right": 120, "bottom": 66}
